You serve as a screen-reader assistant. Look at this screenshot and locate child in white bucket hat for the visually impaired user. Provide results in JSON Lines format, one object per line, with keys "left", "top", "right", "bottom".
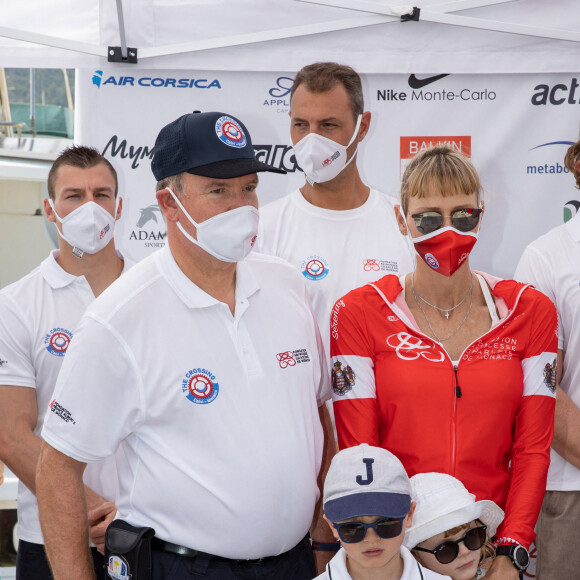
{"left": 317, "top": 444, "right": 451, "bottom": 580}
{"left": 404, "top": 473, "right": 504, "bottom": 580}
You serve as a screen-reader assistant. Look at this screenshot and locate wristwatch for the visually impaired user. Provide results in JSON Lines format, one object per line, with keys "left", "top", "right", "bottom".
{"left": 496, "top": 544, "right": 530, "bottom": 571}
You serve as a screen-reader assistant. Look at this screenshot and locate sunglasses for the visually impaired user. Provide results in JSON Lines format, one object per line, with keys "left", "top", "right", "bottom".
{"left": 333, "top": 517, "right": 405, "bottom": 543}
{"left": 414, "top": 525, "right": 487, "bottom": 564}
{"left": 411, "top": 208, "right": 482, "bottom": 235}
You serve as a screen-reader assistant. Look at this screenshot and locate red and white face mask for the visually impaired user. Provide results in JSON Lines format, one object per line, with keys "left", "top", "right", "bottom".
{"left": 411, "top": 226, "right": 478, "bottom": 277}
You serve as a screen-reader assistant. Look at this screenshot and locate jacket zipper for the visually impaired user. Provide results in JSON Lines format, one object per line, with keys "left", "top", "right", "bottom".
{"left": 452, "top": 364, "right": 461, "bottom": 474}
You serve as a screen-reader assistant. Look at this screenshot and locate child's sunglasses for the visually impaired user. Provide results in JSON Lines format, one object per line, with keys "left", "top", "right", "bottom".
{"left": 333, "top": 517, "right": 405, "bottom": 543}
{"left": 411, "top": 208, "right": 482, "bottom": 235}
{"left": 413, "top": 525, "right": 487, "bottom": 564}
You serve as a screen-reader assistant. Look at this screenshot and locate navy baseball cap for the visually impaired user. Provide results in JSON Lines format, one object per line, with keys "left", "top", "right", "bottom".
{"left": 151, "top": 111, "right": 286, "bottom": 181}
{"left": 324, "top": 444, "right": 411, "bottom": 522}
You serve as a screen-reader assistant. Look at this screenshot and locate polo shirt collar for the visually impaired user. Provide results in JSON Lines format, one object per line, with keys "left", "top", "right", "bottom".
{"left": 157, "top": 245, "right": 260, "bottom": 309}
{"left": 39, "top": 250, "right": 80, "bottom": 289}
{"left": 39, "top": 249, "right": 129, "bottom": 290}
{"left": 566, "top": 212, "right": 580, "bottom": 243}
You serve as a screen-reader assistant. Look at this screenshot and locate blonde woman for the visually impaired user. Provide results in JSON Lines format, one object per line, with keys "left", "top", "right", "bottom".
{"left": 330, "top": 146, "right": 557, "bottom": 579}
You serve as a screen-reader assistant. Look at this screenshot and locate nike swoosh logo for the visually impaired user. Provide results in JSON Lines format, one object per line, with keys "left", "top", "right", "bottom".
{"left": 408, "top": 74, "right": 450, "bottom": 89}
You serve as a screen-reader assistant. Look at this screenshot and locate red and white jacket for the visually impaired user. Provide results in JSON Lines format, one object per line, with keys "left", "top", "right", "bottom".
{"left": 330, "top": 272, "right": 557, "bottom": 549}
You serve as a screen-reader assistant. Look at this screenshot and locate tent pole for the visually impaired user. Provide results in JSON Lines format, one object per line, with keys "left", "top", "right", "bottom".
{"left": 0, "top": 25, "right": 105, "bottom": 57}
{"left": 115, "top": 0, "right": 128, "bottom": 59}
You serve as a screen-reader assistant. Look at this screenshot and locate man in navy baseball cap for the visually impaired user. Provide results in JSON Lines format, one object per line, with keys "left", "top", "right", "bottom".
{"left": 152, "top": 111, "right": 285, "bottom": 180}
{"left": 37, "top": 108, "right": 334, "bottom": 580}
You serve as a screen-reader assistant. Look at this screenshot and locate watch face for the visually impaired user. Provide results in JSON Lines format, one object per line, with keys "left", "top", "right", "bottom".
{"left": 515, "top": 545, "right": 530, "bottom": 569}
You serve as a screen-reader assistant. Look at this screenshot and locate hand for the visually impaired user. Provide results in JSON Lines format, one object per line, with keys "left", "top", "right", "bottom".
{"left": 88, "top": 501, "right": 116, "bottom": 554}
{"left": 485, "top": 555, "right": 520, "bottom": 579}
{"left": 313, "top": 549, "right": 334, "bottom": 575}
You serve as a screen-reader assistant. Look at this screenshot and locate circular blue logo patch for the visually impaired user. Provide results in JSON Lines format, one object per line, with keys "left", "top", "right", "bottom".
{"left": 215, "top": 116, "right": 247, "bottom": 148}
{"left": 425, "top": 253, "right": 439, "bottom": 269}
{"left": 182, "top": 368, "right": 219, "bottom": 405}
{"left": 301, "top": 255, "right": 330, "bottom": 281}
{"left": 44, "top": 327, "right": 73, "bottom": 357}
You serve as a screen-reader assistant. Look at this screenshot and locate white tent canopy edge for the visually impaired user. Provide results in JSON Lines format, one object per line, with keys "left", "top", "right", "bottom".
{"left": 0, "top": 0, "right": 578, "bottom": 73}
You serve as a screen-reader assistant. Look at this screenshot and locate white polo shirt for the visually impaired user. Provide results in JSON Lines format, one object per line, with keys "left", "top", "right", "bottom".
{"left": 315, "top": 546, "right": 451, "bottom": 580}
{"left": 0, "top": 250, "right": 129, "bottom": 543}
{"left": 42, "top": 246, "right": 330, "bottom": 559}
{"left": 515, "top": 212, "right": 580, "bottom": 491}
{"left": 256, "top": 189, "right": 414, "bottom": 354}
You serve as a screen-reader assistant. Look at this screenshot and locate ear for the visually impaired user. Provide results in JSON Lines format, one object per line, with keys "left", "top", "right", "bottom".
{"left": 405, "top": 501, "right": 416, "bottom": 529}
{"left": 358, "top": 111, "right": 371, "bottom": 142}
{"left": 44, "top": 198, "right": 56, "bottom": 223}
{"left": 394, "top": 204, "right": 408, "bottom": 236}
{"left": 115, "top": 196, "right": 123, "bottom": 220}
{"left": 323, "top": 514, "right": 340, "bottom": 541}
{"left": 156, "top": 188, "right": 180, "bottom": 223}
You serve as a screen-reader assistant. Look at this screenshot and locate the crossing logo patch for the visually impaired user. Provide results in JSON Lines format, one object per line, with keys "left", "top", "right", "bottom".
{"left": 332, "top": 361, "right": 356, "bottom": 396}
{"left": 301, "top": 255, "right": 329, "bottom": 281}
{"left": 425, "top": 253, "right": 439, "bottom": 270}
{"left": 215, "top": 116, "right": 247, "bottom": 148}
{"left": 44, "top": 327, "right": 73, "bottom": 357}
{"left": 182, "top": 368, "right": 219, "bottom": 404}
{"left": 543, "top": 358, "right": 557, "bottom": 393}
{"left": 107, "top": 554, "right": 131, "bottom": 580}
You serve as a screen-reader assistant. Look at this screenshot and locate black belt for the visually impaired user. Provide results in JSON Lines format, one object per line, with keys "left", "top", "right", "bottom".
{"left": 151, "top": 534, "right": 309, "bottom": 565}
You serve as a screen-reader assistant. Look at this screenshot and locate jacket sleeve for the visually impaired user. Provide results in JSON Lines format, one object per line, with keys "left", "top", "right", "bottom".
{"left": 496, "top": 290, "right": 557, "bottom": 548}
{"left": 329, "top": 293, "right": 379, "bottom": 449}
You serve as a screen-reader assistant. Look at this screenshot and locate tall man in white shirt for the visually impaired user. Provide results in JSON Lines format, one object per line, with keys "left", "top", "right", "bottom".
{"left": 514, "top": 140, "right": 580, "bottom": 579}
{"left": 0, "top": 146, "right": 127, "bottom": 579}
{"left": 257, "top": 62, "right": 414, "bottom": 356}
{"left": 36, "top": 111, "right": 333, "bottom": 579}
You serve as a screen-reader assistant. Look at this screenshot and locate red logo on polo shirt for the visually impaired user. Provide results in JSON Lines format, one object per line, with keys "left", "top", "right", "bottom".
{"left": 363, "top": 259, "right": 380, "bottom": 271}
{"left": 276, "top": 348, "right": 311, "bottom": 368}
{"left": 277, "top": 351, "right": 296, "bottom": 368}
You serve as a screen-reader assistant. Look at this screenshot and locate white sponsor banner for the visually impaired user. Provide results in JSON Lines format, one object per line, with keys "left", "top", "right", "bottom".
{"left": 77, "top": 68, "right": 580, "bottom": 280}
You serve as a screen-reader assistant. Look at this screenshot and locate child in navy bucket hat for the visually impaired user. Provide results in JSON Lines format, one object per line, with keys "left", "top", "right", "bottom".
{"left": 317, "top": 444, "right": 450, "bottom": 580}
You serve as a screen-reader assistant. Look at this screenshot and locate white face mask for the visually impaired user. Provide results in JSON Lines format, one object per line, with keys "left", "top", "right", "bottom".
{"left": 49, "top": 199, "right": 118, "bottom": 258}
{"left": 168, "top": 188, "right": 259, "bottom": 263}
{"left": 292, "top": 114, "right": 362, "bottom": 185}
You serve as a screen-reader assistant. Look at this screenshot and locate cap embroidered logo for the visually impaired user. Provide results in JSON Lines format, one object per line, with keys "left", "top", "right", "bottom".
{"left": 215, "top": 116, "right": 247, "bottom": 148}
{"left": 356, "top": 458, "right": 375, "bottom": 486}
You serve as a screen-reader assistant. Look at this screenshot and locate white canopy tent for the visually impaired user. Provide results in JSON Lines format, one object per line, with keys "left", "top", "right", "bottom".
{"left": 0, "top": 0, "right": 578, "bottom": 73}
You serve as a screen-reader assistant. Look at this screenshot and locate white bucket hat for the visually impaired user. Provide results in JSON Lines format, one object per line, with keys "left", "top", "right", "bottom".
{"left": 404, "top": 473, "right": 504, "bottom": 549}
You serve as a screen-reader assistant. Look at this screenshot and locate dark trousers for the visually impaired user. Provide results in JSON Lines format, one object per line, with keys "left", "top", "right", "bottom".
{"left": 152, "top": 535, "right": 316, "bottom": 579}
{"left": 17, "top": 539, "right": 105, "bottom": 580}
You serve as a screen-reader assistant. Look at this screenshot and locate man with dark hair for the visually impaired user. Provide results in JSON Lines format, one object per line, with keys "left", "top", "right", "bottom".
{"left": 514, "top": 139, "right": 580, "bottom": 580}
{"left": 47, "top": 146, "right": 119, "bottom": 200}
{"left": 0, "top": 145, "right": 128, "bottom": 579}
{"left": 257, "top": 61, "right": 413, "bottom": 362}
{"left": 37, "top": 112, "right": 331, "bottom": 579}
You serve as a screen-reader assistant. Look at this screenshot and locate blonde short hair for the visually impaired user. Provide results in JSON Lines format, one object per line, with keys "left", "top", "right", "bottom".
{"left": 401, "top": 146, "right": 482, "bottom": 215}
